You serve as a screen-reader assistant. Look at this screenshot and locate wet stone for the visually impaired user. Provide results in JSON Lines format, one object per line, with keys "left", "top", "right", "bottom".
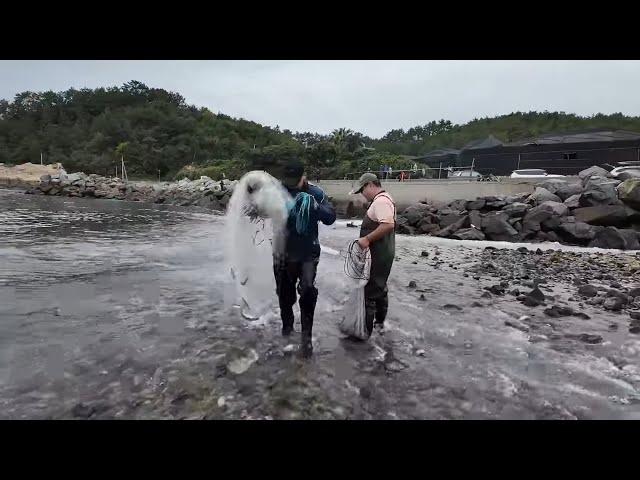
{"left": 544, "top": 305, "right": 575, "bottom": 318}
{"left": 71, "top": 402, "right": 96, "bottom": 418}
{"left": 575, "top": 334, "right": 604, "bottom": 344}
{"left": 603, "top": 297, "right": 624, "bottom": 311}
{"left": 505, "top": 320, "right": 530, "bottom": 332}
{"left": 485, "top": 284, "right": 506, "bottom": 295}
{"left": 359, "top": 386, "right": 372, "bottom": 399}
{"left": 578, "top": 285, "right": 598, "bottom": 298}
{"left": 443, "top": 304, "right": 463, "bottom": 311}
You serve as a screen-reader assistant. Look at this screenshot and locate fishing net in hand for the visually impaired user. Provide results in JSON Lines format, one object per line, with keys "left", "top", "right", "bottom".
{"left": 338, "top": 240, "right": 371, "bottom": 340}
{"left": 224, "top": 171, "right": 292, "bottom": 320}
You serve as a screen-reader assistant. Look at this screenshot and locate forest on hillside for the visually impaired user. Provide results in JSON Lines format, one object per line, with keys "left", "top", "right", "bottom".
{"left": 2, "top": 81, "right": 640, "bottom": 180}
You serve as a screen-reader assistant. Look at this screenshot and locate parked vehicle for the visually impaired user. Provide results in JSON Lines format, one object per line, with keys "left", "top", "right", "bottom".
{"left": 510, "top": 169, "right": 565, "bottom": 179}
{"left": 452, "top": 169, "right": 481, "bottom": 178}
{"left": 609, "top": 164, "right": 640, "bottom": 179}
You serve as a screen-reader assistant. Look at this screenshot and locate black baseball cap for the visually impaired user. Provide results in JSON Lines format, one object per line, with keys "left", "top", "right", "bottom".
{"left": 282, "top": 159, "right": 305, "bottom": 187}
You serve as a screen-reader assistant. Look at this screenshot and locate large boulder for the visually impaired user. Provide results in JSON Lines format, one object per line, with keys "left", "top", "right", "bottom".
{"left": 522, "top": 201, "right": 569, "bottom": 234}
{"left": 579, "top": 166, "right": 610, "bottom": 184}
{"left": 417, "top": 218, "right": 440, "bottom": 234}
{"left": 396, "top": 223, "right": 416, "bottom": 235}
{"left": 482, "top": 212, "right": 518, "bottom": 241}
{"left": 556, "top": 220, "right": 600, "bottom": 243}
{"left": 66, "top": 172, "right": 87, "bottom": 184}
{"left": 436, "top": 207, "right": 458, "bottom": 216}
{"left": 452, "top": 228, "right": 485, "bottom": 241}
{"left": 617, "top": 179, "right": 640, "bottom": 210}
{"left": 527, "top": 187, "right": 561, "bottom": 205}
{"left": 619, "top": 229, "right": 640, "bottom": 250}
{"left": 501, "top": 202, "right": 530, "bottom": 217}
{"left": 589, "top": 227, "right": 639, "bottom": 250}
{"left": 545, "top": 231, "right": 560, "bottom": 243}
{"left": 573, "top": 205, "right": 639, "bottom": 227}
{"left": 555, "top": 182, "right": 583, "bottom": 201}
{"left": 535, "top": 231, "right": 552, "bottom": 242}
{"left": 434, "top": 215, "right": 470, "bottom": 238}
{"left": 448, "top": 199, "right": 468, "bottom": 211}
{"left": 418, "top": 212, "right": 440, "bottom": 225}
{"left": 541, "top": 216, "right": 563, "bottom": 232}
{"left": 440, "top": 213, "right": 467, "bottom": 228}
{"left": 395, "top": 216, "right": 409, "bottom": 229}
{"left": 579, "top": 177, "right": 620, "bottom": 206}
{"left": 218, "top": 194, "right": 231, "bottom": 207}
{"left": 402, "top": 204, "right": 431, "bottom": 226}
{"left": 505, "top": 192, "right": 531, "bottom": 204}
{"left": 533, "top": 201, "right": 569, "bottom": 217}
{"left": 469, "top": 210, "right": 483, "bottom": 229}
{"left": 466, "top": 199, "right": 486, "bottom": 211}
{"left": 563, "top": 194, "right": 581, "bottom": 209}
{"left": 539, "top": 178, "right": 569, "bottom": 195}
{"left": 484, "top": 197, "right": 507, "bottom": 209}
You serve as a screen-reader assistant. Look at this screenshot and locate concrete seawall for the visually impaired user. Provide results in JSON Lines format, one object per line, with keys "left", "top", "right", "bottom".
{"left": 316, "top": 179, "right": 540, "bottom": 216}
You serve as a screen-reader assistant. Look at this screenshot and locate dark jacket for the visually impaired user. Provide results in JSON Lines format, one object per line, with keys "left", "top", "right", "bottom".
{"left": 281, "top": 181, "right": 336, "bottom": 261}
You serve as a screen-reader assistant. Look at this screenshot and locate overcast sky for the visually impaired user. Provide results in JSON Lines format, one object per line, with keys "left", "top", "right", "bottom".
{"left": 1, "top": 60, "right": 639, "bottom": 138}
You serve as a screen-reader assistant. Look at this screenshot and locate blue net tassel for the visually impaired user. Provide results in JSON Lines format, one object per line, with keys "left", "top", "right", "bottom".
{"left": 287, "top": 193, "right": 314, "bottom": 235}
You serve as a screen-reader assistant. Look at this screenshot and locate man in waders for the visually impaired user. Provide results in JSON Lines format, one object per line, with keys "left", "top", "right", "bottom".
{"left": 274, "top": 160, "right": 336, "bottom": 357}
{"left": 350, "top": 173, "right": 396, "bottom": 336}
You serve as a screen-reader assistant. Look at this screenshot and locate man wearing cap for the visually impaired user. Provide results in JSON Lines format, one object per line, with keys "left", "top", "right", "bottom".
{"left": 275, "top": 159, "right": 336, "bottom": 357}
{"left": 350, "top": 173, "right": 396, "bottom": 337}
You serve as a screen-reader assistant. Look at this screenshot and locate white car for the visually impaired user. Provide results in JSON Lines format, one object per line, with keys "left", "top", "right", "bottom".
{"left": 510, "top": 169, "right": 565, "bottom": 179}
{"left": 609, "top": 165, "right": 640, "bottom": 179}
{"left": 451, "top": 169, "right": 481, "bottom": 177}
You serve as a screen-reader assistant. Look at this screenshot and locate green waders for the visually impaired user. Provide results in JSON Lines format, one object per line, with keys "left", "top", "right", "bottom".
{"left": 359, "top": 192, "right": 395, "bottom": 336}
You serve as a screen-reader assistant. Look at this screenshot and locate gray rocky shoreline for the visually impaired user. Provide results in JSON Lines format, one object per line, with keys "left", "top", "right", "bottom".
{"left": 397, "top": 166, "right": 640, "bottom": 250}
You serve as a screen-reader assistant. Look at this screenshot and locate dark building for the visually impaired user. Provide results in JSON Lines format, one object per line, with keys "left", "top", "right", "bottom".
{"left": 457, "top": 130, "right": 640, "bottom": 176}
{"left": 414, "top": 148, "right": 460, "bottom": 167}
{"left": 461, "top": 135, "right": 504, "bottom": 152}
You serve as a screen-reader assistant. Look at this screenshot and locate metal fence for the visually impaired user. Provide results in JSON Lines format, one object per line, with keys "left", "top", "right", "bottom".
{"left": 343, "top": 164, "right": 479, "bottom": 181}
{"left": 310, "top": 146, "right": 640, "bottom": 180}
{"left": 467, "top": 145, "right": 640, "bottom": 176}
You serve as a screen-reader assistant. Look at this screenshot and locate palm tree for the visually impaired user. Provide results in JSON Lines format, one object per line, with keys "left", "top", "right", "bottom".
{"left": 331, "top": 128, "right": 354, "bottom": 156}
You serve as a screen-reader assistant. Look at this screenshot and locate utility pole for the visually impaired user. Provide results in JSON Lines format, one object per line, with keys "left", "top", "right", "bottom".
{"left": 121, "top": 155, "right": 128, "bottom": 182}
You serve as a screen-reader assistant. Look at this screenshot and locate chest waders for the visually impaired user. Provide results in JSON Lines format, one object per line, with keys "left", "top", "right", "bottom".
{"left": 359, "top": 192, "right": 396, "bottom": 336}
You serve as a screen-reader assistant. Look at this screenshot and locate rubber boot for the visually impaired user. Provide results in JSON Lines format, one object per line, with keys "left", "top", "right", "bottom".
{"left": 280, "top": 306, "right": 295, "bottom": 337}
{"left": 374, "top": 295, "right": 388, "bottom": 328}
{"left": 364, "top": 297, "right": 376, "bottom": 338}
